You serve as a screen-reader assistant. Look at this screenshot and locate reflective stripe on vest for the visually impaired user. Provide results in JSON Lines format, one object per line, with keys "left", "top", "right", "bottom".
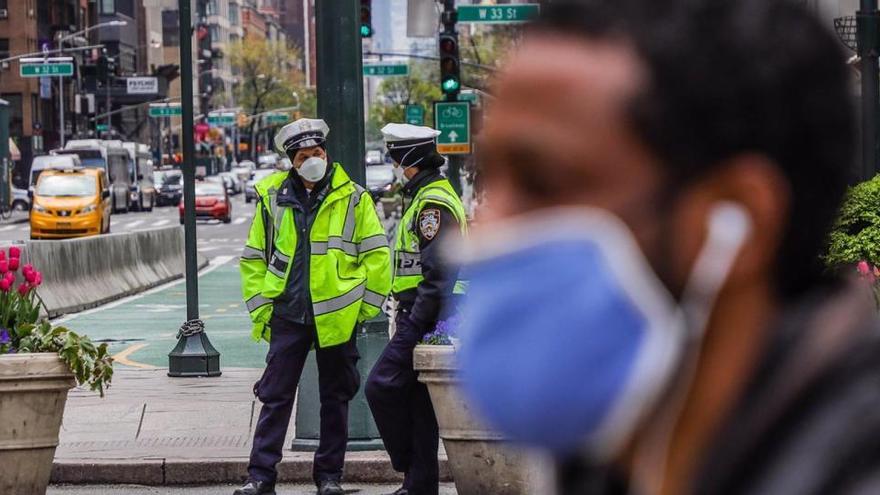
{"left": 392, "top": 181, "right": 467, "bottom": 295}
{"left": 246, "top": 294, "right": 273, "bottom": 313}
{"left": 241, "top": 245, "right": 265, "bottom": 261}
{"left": 313, "top": 281, "right": 365, "bottom": 316}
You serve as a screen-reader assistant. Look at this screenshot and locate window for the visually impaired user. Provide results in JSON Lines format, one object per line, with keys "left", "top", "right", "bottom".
{"left": 162, "top": 10, "right": 179, "bottom": 47}
{"left": 99, "top": 0, "right": 115, "bottom": 14}
{"left": 207, "top": 0, "right": 219, "bottom": 16}
{"left": 0, "top": 39, "right": 8, "bottom": 61}
{"left": 229, "top": 4, "right": 240, "bottom": 26}
{"left": 0, "top": 0, "right": 7, "bottom": 12}
{"left": 209, "top": 25, "right": 220, "bottom": 42}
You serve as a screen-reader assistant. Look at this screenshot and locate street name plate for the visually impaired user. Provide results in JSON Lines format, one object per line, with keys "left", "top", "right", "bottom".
{"left": 149, "top": 105, "right": 182, "bottom": 118}
{"left": 434, "top": 101, "right": 471, "bottom": 155}
{"left": 363, "top": 64, "right": 409, "bottom": 77}
{"left": 265, "top": 113, "right": 289, "bottom": 125}
{"left": 208, "top": 113, "right": 236, "bottom": 126}
{"left": 96, "top": 124, "right": 109, "bottom": 132}
{"left": 20, "top": 63, "right": 74, "bottom": 77}
{"left": 405, "top": 104, "right": 424, "bottom": 125}
{"left": 457, "top": 4, "right": 539, "bottom": 23}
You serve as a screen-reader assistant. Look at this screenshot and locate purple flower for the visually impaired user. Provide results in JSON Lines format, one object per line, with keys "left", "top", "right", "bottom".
{"left": 0, "top": 328, "right": 9, "bottom": 345}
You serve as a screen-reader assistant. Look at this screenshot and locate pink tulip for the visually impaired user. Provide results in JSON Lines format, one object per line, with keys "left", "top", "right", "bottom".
{"left": 24, "top": 270, "right": 36, "bottom": 284}
{"left": 5, "top": 272, "right": 13, "bottom": 283}
{"left": 34, "top": 273, "right": 42, "bottom": 287}
{"left": 0, "top": 279, "right": 13, "bottom": 292}
{"left": 17, "top": 283, "right": 29, "bottom": 296}
{"left": 0, "top": 251, "right": 7, "bottom": 261}
{"left": 0, "top": 261, "right": 9, "bottom": 275}
{"left": 858, "top": 261, "right": 871, "bottom": 276}
{"left": 9, "top": 246, "right": 20, "bottom": 260}
{"left": 10, "top": 258, "right": 20, "bottom": 272}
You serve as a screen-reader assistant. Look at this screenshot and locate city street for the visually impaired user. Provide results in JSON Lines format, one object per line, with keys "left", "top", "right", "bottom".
{"left": 48, "top": 484, "right": 457, "bottom": 494}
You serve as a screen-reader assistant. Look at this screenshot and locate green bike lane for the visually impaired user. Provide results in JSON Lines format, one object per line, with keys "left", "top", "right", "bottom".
{"left": 56, "top": 256, "right": 269, "bottom": 369}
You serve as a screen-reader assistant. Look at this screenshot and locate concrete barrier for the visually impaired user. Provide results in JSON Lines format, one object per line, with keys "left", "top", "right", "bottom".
{"left": 8, "top": 227, "right": 207, "bottom": 318}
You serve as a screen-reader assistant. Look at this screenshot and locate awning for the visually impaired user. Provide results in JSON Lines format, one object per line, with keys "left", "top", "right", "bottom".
{"left": 8, "top": 139, "right": 19, "bottom": 161}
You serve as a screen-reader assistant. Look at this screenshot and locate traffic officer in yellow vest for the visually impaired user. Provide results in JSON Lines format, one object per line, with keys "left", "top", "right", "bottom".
{"left": 365, "top": 123, "right": 468, "bottom": 495}
{"left": 236, "top": 118, "right": 392, "bottom": 495}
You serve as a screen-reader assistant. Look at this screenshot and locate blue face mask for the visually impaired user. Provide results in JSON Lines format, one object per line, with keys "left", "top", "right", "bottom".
{"left": 456, "top": 205, "right": 751, "bottom": 460}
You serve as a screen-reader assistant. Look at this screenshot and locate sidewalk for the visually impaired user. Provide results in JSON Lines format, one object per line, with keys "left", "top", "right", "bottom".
{"left": 53, "top": 368, "right": 450, "bottom": 485}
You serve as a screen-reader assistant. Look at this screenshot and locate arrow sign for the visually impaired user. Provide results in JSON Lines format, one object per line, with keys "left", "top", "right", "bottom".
{"left": 434, "top": 101, "right": 471, "bottom": 155}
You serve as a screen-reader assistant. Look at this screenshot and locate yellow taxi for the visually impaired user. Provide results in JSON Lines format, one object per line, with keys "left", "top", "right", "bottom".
{"left": 30, "top": 168, "right": 112, "bottom": 240}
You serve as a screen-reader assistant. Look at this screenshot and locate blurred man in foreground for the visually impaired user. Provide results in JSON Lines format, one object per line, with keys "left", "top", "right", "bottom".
{"left": 458, "top": 1, "right": 880, "bottom": 494}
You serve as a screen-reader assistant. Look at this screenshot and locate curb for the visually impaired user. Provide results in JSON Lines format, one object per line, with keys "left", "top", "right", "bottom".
{"left": 51, "top": 456, "right": 451, "bottom": 485}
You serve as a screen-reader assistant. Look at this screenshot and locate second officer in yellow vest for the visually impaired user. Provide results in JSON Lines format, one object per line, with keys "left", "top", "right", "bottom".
{"left": 236, "top": 118, "right": 391, "bottom": 495}
{"left": 366, "top": 124, "right": 467, "bottom": 495}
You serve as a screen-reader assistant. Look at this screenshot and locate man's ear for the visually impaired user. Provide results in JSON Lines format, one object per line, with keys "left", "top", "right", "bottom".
{"left": 675, "top": 155, "right": 790, "bottom": 291}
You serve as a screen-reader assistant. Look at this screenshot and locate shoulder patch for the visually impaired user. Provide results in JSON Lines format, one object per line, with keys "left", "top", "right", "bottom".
{"left": 419, "top": 208, "right": 441, "bottom": 240}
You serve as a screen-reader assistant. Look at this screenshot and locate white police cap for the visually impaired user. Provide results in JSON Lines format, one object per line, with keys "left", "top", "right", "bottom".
{"left": 381, "top": 123, "right": 441, "bottom": 147}
{"left": 274, "top": 118, "right": 330, "bottom": 154}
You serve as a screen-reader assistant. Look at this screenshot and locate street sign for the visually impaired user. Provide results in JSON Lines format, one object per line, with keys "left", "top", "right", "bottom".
{"left": 405, "top": 104, "right": 424, "bottom": 125}
{"left": 96, "top": 124, "right": 109, "bottom": 132}
{"left": 363, "top": 64, "right": 409, "bottom": 77}
{"left": 127, "top": 77, "right": 159, "bottom": 95}
{"left": 457, "top": 4, "right": 540, "bottom": 23}
{"left": 207, "top": 113, "right": 236, "bottom": 126}
{"left": 434, "top": 101, "right": 471, "bottom": 154}
{"left": 20, "top": 63, "right": 74, "bottom": 77}
{"left": 148, "top": 104, "right": 182, "bottom": 118}
{"left": 265, "top": 112, "right": 289, "bottom": 125}
{"left": 458, "top": 91, "right": 479, "bottom": 103}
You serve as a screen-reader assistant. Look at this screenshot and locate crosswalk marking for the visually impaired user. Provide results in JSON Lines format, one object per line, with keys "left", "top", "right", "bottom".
{"left": 0, "top": 225, "right": 18, "bottom": 232}
{"left": 153, "top": 219, "right": 170, "bottom": 227}
{"left": 125, "top": 220, "right": 144, "bottom": 229}
{"left": 233, "top": 216, "right": 247, "bottom": 225}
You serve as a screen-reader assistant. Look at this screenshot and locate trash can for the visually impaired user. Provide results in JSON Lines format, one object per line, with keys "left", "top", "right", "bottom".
{"left": 291, "top": 312, "right": 388, "bottom": 451}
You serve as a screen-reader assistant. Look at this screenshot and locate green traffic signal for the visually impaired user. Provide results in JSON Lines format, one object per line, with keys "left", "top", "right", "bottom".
{"left": 361, "top": 24, "right": 372, "bottom": 37}
{"left": 442, "top": 77, "right": 460, "bottom": 93}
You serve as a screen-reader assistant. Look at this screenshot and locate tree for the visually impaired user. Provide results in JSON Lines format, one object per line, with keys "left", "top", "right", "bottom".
{"left": 458, "top": 25, "right": 524, "bottom": 91}
{"left": 367, "top": 61, "right": 443, "bottom": 143}
{"left": 226, "top": 39, "right": 313, "bottom": 158}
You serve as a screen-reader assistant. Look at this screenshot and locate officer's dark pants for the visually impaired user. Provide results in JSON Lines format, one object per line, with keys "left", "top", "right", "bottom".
{"left": 365, "top": 312, "right": 439, "bottom": 495}
{"left": 248, "top": 317, "right": 360, "bottom": 486}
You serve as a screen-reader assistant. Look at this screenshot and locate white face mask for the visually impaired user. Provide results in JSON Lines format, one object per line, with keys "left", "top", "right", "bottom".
{"left": 393, "top": 164, "right": 408, "bottom": 185}
{"left": 297, "top": 156, "right": 327, "bottom": 182}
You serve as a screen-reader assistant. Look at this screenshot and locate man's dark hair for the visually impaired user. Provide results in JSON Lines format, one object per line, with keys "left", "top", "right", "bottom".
{"left": 538, "top": 0, "right": 856, "bottom": 299}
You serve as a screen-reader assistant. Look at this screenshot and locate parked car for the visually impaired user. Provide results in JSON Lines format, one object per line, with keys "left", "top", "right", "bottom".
{"left": 231, "top": 165, "right": 254, "bottom": 184}
{"left": 257, "top": 153, "right": 279, "bottom": 169}
{"left": 122, "top": 142, "right": 157, "bottom": 211}
{"left": 245, "top": 169, "right": 278, "bottom": 203}
{"left": 366, "top": 163, "right": 396, "bottom": 201}
{"left": 12, "top": 187, "right": 30, "bottom": 211}
{"left": 181, "top": 181, "right": 231, "bottom": 224}
{"left": 154, "top": 170, "right": 183, "bottom": 206}
{"left": 55, "top": 139, "right": 132, "bottom": 213}
{"left": 30, "top": 168, "right": 111, "bottom": 240}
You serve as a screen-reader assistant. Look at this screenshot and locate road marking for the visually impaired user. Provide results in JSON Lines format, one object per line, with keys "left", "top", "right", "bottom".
{"left": 0, "top": 225, "right": 17, "bottom": 232}
{"left": 112, "top": 343, "right": 158, "bottom": 369}
{"left": 153, "top": 219, "right": 170, "bottom": 227}
{"left": 125, "top": 220, "right": 145, "bottom": 229}
{"left": 53, "top": 255, "right": 236, "bottom": 325}
{"left": 233, "top": 217, "right": 247, "bottom": 225}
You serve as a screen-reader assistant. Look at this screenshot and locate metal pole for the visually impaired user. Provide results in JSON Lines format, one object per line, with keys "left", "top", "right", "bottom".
{"left": 442, "top": 0, "right": 462, "bottom": 195}
{"left": 859, "top": 0, "right": 880, "bottom": 181}
{"left": 59, "top": 76, "right": 65, "bottom": 147}
{"left": 316, "top": 0, "right": 366, "bottom": 186}
{"left": 168, "top": 0, "right": 221, "bottom": 377}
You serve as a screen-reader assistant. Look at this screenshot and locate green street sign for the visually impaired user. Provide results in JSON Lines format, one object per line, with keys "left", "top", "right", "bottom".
{"left": 434, "top": 101, "right": 471, "bottom": 155}
{"left": 20, "top": 63, "right": 74, "bottom": 77}
{"left": 208, "top": 113, "right": 236, "bottom": 126}
{"left": 458, "top": 91, "right": 478, "bottom": 103}
{"left": 96, "top": 124, "right": 109, "bottom": 132}
{"left": 363, "top": 64, "right": 409, "bottom": 77}
{"left": 265, "top": 113, "right": 289, "bottom": 125}
{"left": 148, "top": 105, "right": 182, "bottom": 118}
{"left": 405, "top": 105, "right": 424, "bottom": 126}
{"left": 457, "top": 4, "right": 540, "bottom": 23}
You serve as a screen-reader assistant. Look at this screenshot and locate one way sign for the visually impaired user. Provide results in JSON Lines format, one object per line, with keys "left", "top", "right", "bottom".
{"left": 434, "top": 101, "right": 471, "bottom": 154}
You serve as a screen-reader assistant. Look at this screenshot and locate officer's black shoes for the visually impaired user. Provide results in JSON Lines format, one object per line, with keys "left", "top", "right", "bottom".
{"left": 233, "top": 479, "right": 276, "bottom": 495}
{"left": 317, "top": 479, "right": 345, "bottom": 495}
{"left": 384, "top": 488, "right": 408, "bottom": 495}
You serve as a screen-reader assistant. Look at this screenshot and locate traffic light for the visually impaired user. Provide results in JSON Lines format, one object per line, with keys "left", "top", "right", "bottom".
{"left": 360, "top": 0, "right": 373, "bottom": 38}
{"left": 439, "top": 32, "right": 460, "bottom": 96}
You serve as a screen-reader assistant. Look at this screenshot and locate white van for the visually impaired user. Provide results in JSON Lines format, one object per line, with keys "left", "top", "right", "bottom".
{"left": 29, "top": 153, "right": 82, "bottom": 191}
{"left": 122, "top": 142, "right": 157, "bottom": 211}
{"left": 55, "top": 139, "right": 133, "bottom": 213}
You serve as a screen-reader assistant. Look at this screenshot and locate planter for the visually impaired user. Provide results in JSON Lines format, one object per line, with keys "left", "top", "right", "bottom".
{"left": 0, "top": 353, "right": 76, "bottom": 494}
{"left": 414, "top": 345, "right": 536, "bottom": 495}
